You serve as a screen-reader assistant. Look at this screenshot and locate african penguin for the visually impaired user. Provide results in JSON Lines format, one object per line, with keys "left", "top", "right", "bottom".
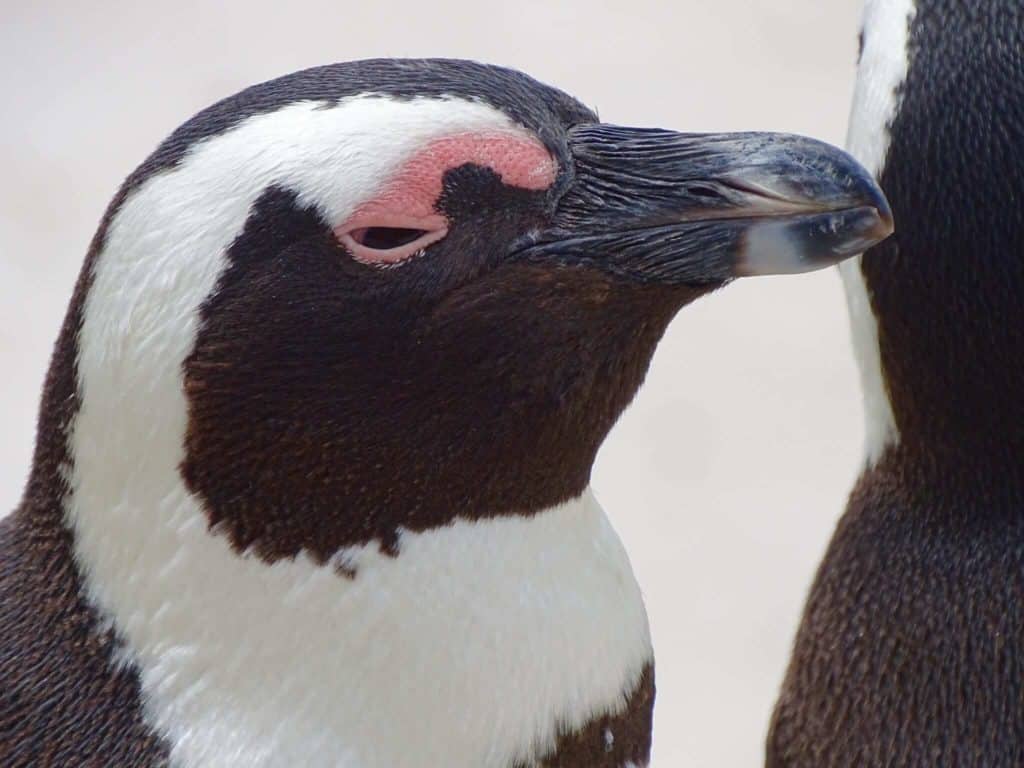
{"left": 0, "top": 59, "right": 890, "bottom": 768}
{"left": 768, "top": 2, "right": 1024, "bottom": 766}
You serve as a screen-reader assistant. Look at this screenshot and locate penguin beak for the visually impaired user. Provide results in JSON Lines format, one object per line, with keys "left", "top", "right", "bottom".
{"left": 518, "top": 125, "right": 893, "bottom": 284}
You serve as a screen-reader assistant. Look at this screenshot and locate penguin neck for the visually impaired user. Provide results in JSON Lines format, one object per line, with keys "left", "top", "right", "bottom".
{"left": 865, "top": 261, "right": 1024, "bottom": 474}
{"left": 14, "top": 237, "right": 656, "bottom": 768}
{"left": 22, "top": 321, "right": 655, "bottom": 767}
{"left": 853, "top": 0, "right": 1024, "bottom": 475}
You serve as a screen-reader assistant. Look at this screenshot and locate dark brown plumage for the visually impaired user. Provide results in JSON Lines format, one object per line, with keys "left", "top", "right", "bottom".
{"left": 768, "top": 2, "right": 1024, "bottom": 765}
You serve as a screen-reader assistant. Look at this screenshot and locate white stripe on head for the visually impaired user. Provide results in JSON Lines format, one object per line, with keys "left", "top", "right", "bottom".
{"left": 840, "top": 0, "right": 916, "bottom": 465}
{"left": 68, "top": 94, "right": 651, "bottom": 766}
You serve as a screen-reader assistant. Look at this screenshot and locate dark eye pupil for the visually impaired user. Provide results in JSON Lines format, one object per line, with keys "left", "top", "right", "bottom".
{"left": 353, "top": 227, "right": 428, "bottom": 250}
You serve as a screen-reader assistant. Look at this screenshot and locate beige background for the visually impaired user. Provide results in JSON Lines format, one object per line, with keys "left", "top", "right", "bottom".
{"left": 0, "top": 1, "right": 866, "bottom": 765}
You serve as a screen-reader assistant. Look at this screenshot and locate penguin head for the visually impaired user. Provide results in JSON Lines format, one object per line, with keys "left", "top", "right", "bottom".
{"left": 60, "top": 60, "right": 891, "bottom": 562}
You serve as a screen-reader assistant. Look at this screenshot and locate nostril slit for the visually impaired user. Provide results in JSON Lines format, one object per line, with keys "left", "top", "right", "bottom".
{"left": 690, "top": 184, "right": 724, "bottom": 201}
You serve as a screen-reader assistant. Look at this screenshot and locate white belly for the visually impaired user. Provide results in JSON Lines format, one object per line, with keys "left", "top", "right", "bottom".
{"left": 70, "top": 486, "right": 652, "bottom": 768}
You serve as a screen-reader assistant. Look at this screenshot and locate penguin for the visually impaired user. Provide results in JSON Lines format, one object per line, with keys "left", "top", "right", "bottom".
{"left": 0, "top": 59, "right": 890, "bottom": 768}
{"left": 768, "top": 2, "right": 1024, "bottom": 766}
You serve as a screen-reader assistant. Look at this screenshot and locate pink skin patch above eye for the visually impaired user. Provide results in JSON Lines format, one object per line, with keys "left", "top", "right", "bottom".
{"left": 337, "top": 132, "right": 558, "bottom": 266}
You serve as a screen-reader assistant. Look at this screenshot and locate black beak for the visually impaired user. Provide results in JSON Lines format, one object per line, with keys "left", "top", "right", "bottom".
{"left": 518, "top": 125, "right": 893, "bottom": 285}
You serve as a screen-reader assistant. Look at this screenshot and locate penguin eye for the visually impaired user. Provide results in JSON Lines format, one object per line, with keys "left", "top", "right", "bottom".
{"left": 336, "top": 215, "right": 448, "bottom": 266}
{"left": 351, "top": 227, "right": 428, "bottom": 250}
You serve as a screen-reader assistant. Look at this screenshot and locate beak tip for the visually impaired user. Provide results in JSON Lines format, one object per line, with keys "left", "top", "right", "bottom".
{"left": 852, "top": 181, "right": 895, "bottom": 252}
{"left": 845, "top": 152, "right": 895, "bottom": 236}
{"left": 876, "top": 205, "right": 896, "bottom": 240}
{"left": 860, "top": 177, "right": 895, "bottom": 238}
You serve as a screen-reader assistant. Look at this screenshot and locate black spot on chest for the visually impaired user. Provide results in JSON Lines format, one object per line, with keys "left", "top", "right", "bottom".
{"left": 517, "top": 664, "right": 655, "bottom": 768}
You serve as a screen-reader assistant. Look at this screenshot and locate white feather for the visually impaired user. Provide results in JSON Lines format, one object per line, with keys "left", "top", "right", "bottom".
{"left": 840, "top": 0, "right": 917, "bottom": 465}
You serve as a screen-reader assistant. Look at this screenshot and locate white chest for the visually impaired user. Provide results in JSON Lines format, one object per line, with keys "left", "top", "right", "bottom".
{"left": 68, "top": 486, "right": 652, "bottom": 768}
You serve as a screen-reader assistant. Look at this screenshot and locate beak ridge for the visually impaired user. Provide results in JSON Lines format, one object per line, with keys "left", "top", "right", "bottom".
{"left": 520, "top": 125, "right": 893, "bottom": 284}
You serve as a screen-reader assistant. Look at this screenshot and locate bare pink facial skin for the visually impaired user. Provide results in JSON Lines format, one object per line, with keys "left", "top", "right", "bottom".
{"left": 336, "top": 132, "right": 557, "bottom": 265}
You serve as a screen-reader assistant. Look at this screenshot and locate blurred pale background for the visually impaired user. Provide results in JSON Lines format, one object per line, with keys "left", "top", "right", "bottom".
{"left": 0, "top": 1, "right": 865, "bottom": 765}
